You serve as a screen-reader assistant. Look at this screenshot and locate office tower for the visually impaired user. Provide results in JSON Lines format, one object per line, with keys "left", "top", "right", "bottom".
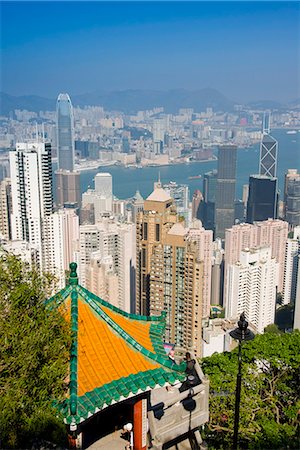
{"left": 82, "top": 173, "right": 113, "bottom": 221}
{"left": 79, "top": 219, "right": 135, "bottom": 312}
{"left": 136, "top": 184, "right": 177, "bottom": 315}
{"left": 225, "top": 247, "right": 278, "bottom": 333}
{"left": 246, "top": 175, "right": 278, "bottom": 223}
{"left": 153, "top": 118, "right": 166, "bottom": 144}
{"left": 211, "top": 239, "right": 224, "bottom": 306}
{"left": 192, "top": 190, "right": 203, "bottom": 220}
{"left": 282, "top": 227, "right": 300, "bottom": 305}
{"left": 9, "top": 142, "right": 53, "bottom": 267}
{"left": 56, "top": 93, "right": 75, "bottom": 171}
{"left": 284, "top": 169, "right": 300, "bottom": 228}
{"left": 56, "top": 170, "right": 80, "bottom": 208}
{"left": 214, "top": 145, "right": 237, "bottom": 239}
{"left": 163, "top": 181, "right": 190, "bottom": 225}
{"left": 0, "top": 178, "right": 12, "bottom": 239}
{"left": 188, "top": 219, "right": 213, "bottom": 318}
{"left": 242, "top": 184, "right": 249, "bottom": 207}
{"left": 259, "top": 113, "right": 278, "bottom": 178}
{"left": 95, "top": 172, "right": 113, "bottom": 198}
{"left": 234, "top": 199, "right": 245, "bottom": 223}
{"left": 202, "top": 170, "right": 217, "bottom": 230}
{"left": 224, "top": 219, "right": 288, "bottom": 298}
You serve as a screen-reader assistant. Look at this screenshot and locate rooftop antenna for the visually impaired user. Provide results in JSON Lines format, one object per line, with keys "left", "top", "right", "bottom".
{"left": 262, "top": 111, "right": 270, "bottom": 134}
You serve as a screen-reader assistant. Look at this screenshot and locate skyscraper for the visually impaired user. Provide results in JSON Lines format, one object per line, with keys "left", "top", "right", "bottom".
{"left": 9, "top": 142, "right": 53, "bottom": 267}
{"left": 56, "top": 170, "right": 80, "bottom": 208}
{"left": 214, "top": 145, "right": 237, "bottom": 239}
{"left": 225, "top": 247, "right": 278, "bottom": 333}
{"left": 259, "top": 113, "right": 278, "bottom": 178}
{"left": 246, "top": 175, "right": 278, "bottom": 223}
{"left": 136, "top": 184, "right": 177, "bottom": 316}
{"left": 282, "top": 233, "right": 300, "bottom": 305}
{"left": 202, "top": 170, "right": 217, "bottom": 230}
{"left": 224, "top": 219, "right": 288, "bottom": 295}
{"left": 56, "top": 93, "right": 75, "bottom": 171}
{"left": 0, "top": 178, "right": 12, "bottom": 240}
{"left": 136, "top": 183, "right": 210, "bottom": 355}
{"left": 284, "top": 169, "right": 300, "bottom": 228}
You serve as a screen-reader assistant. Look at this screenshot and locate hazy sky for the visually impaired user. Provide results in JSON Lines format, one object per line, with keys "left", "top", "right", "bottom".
{"left": 1, "top": 1, "right": 299, "bottom": 102}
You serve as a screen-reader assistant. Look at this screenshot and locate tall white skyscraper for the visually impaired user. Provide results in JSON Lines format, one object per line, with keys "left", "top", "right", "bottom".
{"left": 225, "top": 247, "right": 278, "bottom": 333}
{"left": 282, "top": 226, "right": 300, "bottom": 305}
{"left": 56, "top": 93, "right": 75, "bottom": 171}
{"left": 9, "top": 142, "right": 53, "bottom": 267}
{"left": 43, "top": 209, "right": 79, "bottom": 289}
{"left": 188, "top": 219, "right": 213, "bottom": 318}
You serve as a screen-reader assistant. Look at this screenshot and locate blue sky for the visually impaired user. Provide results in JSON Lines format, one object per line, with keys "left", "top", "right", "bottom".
{"left": 1, "top": 1, "right": 299, "bottom": 101}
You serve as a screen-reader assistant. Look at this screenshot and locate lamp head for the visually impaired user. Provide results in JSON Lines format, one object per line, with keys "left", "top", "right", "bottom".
{"left": 229, "top": 312, "right": 255, "bottom": 342}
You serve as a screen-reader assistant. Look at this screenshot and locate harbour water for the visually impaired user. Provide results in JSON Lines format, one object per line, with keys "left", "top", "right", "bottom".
{"left": 79, "top": 129, "right": 299, "bottom": 201}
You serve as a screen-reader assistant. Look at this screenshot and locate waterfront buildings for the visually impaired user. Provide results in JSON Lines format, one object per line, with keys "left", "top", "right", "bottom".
{"left": 225, "top": 247, "right": 278, "bottom": 333}
{"left": 246, "top": 175, "right": 278, "bottom": 223}
{"left": 214, "top": 145, "right": 237, "bottom": 239}
{"left": 56, "top": 93, "right": 75, "bottom": 171}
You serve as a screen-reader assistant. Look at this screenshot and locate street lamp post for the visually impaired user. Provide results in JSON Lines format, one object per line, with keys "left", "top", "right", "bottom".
{"left": 229, "top": 312, "right": 255, "bottom": 450}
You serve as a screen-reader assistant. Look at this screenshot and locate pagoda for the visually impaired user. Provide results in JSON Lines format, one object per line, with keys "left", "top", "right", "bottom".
{"left": 48, "top": 263, "right": 209, "bottom": 449}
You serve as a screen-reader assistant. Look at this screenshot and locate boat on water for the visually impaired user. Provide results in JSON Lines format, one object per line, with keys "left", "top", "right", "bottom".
{"left": 188, "top": 175, "right": 202, "bottom": 180}
{"left": 286, "top": 130, "right": 297, "bottom": 134}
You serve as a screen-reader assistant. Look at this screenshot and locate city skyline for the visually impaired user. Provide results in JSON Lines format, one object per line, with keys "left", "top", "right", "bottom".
{"left": 1, "top": 1, "right": 299, "bottom": 102}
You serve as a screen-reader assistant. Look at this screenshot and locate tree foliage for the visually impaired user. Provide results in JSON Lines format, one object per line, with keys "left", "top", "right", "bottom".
{"left": 201, "top": 330, "right": 300, "bottom": 449}
{"left": 0, "top": 253, "right": 71, "bottom": 448}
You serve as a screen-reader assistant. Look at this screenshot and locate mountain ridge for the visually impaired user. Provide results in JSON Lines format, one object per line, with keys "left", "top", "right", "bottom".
{"left": 0, "top": 89, "right": 293, "bottom": 116}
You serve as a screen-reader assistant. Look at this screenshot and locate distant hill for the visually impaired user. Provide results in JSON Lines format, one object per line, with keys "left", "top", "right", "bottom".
{"left": 0, "top": 92, "right": 55, "bottom": 116}
{"left": 0, "top": 88, "right": 235, "bottom": 115}
{"left": 1, "top": 89, "right": 295, "bottom": 116}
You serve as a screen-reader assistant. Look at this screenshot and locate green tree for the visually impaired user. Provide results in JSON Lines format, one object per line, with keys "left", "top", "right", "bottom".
{"left": 202, "top": 331, "right": 300, "bottom": 449}
{"left": 0, "top": 253, "right": 71, "bottom": 448}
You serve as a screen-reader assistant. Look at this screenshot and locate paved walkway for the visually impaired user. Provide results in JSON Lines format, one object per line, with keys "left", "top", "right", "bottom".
{"left": 86, "top": 430, "right": 127, "bottom": 449}
{"left": 86, "top": 431, "right": 207, "bottom": 449}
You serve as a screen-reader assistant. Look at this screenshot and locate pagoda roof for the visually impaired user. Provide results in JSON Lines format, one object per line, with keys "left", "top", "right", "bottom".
{"left": 47, "top": 264, "right": 186, "bottom": 425}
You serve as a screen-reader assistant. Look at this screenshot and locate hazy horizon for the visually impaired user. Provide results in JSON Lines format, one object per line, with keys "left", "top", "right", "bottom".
{"left": 1, "top": 1, "right": 299, "bottom": 103}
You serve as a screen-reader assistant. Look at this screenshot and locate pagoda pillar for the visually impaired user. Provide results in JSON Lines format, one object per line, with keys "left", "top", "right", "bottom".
{"left": 133, "top": 397, "right": 147, "bottom": 450}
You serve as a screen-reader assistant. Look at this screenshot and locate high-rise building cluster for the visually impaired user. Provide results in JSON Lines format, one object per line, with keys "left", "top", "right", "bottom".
{"left": 0, "top": 97, "right": 299, "bottom": 358}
